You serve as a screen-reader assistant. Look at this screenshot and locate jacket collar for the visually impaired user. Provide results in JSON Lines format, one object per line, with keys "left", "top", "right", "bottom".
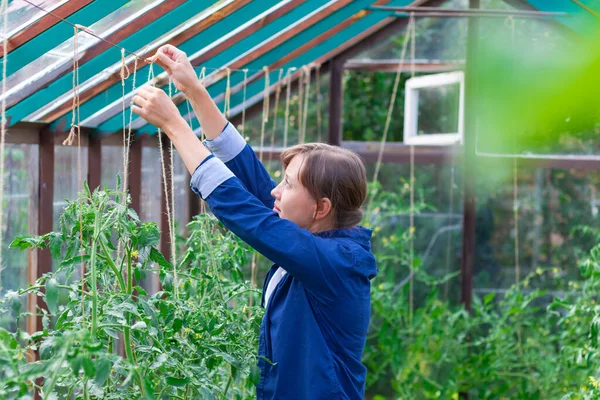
{"left": 314, "top": 226, "right": 373, "bottom": 247}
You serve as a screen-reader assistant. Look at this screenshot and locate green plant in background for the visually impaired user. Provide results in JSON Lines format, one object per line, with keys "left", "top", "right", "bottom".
{"left": 0, "top": 183, "right": 261, "bottom": 399}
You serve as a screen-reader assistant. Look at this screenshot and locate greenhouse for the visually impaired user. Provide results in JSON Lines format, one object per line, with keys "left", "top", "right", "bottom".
{"left": 0, "top": 0, "right": 599, "bottom": 399}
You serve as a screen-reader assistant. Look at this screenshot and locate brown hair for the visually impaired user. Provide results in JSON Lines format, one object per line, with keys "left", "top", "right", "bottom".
{"left": 280, "top": 143, "right": 367, "bottom": 229}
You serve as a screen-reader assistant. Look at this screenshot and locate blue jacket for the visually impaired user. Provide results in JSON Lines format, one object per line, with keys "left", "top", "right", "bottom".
{"left": 190, "top": 123, "right": 377, "bottom": 400}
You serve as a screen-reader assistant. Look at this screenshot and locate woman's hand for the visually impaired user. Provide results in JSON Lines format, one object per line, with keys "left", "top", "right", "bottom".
{"left": 131, "top": 85, "right": 186, "bottom": 136}
{"left": 151, "top": 44, "right": 199, "bottom": 94}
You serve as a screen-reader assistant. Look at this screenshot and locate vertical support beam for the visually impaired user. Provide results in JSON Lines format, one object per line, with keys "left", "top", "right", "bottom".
{"left": 461, "top": 0, "right": 479, "bottom": 313}
{"left": 188, "top": 171, "right": 200, "bottom": 222}
{"left": 35, "top": 129, "right": 54, "bottom": 358}
{"left": 88, "top": 133, "right": 102, "bottom": 192}
{"left": 328, "top": 56, "right": 344, "bottom": 146}
{"left": 128, "top": 135, "right": 143, "bottom": 216}
{"left": 160, "top": 138, "right": 173, "bottom": 262}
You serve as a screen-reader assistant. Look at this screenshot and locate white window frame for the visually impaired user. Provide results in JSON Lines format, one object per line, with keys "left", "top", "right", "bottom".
{"left": 403, "top": 71, "right": 465, "bottom": 146}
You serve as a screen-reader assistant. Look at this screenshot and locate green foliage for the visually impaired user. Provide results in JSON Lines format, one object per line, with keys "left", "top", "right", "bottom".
{"left": 0, "top": 186, "right": 261, "bottom": 399}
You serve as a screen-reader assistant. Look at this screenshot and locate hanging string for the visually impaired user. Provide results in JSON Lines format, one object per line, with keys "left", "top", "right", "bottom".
{"left": 301, "top": 65, "right": 312, "bottom": 144}
{"left": 269, "top": 69, "right": 284, "bottom": 168}
{"left": 315, "top": 64, "right": 322, "bottom": 143}
{"left": 223, "top": 68, "right": 232, "bottom": 118}
{"left": 0, "top": 0, "right": 8, "bottom": 291}
{"left": 283, "top": 68, "right": 294, "bottom": 150}
{"left": 149, "top": 64, "right": 178, "bottom": 299}
{"left": 259, "top": 66, "right": 270, "bottom": 162}
{"left": 408, "top": 13, "right": 416, "bottom": 329}
{"left": 297, "top": 68, "right": 304, "bottom": 144}
{"left": 241, "top": 69, "right": 249, "bottom": 138}
{"left": 168, "top": 79, "right": 177, "bottom": 293}
{"left": 367, "top": 14, "right": 414, "bottom": 217}
{"left": 63, "top": 25, "right": 82, "bottom": 146}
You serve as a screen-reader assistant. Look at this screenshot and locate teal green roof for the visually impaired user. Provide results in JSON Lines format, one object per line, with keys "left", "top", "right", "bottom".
{"left": 0, "top": 0, "right": 597, "bottom": 135}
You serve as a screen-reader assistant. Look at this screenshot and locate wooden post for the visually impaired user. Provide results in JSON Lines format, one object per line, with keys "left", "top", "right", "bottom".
{"left": 128, "top": 134, "right": 143, "bottom": 216}
{"left": 461, "top": 0, "right": 479, "bottom": 314}
{"left": 328, "top": 57, "right": 344, "bottom": 146}
{"left": 87, "top": 132, "right": 102, "bottom": 192}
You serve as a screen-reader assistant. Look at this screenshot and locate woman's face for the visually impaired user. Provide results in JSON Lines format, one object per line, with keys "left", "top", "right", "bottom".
{"left": 270, "top": 155, "right": 318, "bottom": 230}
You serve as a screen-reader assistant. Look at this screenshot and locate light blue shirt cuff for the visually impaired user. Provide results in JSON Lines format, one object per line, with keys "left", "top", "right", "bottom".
{"left": 190, "top": 156, "right": 235, "bottom": 200}
{"left": 202, "top": 122, "right": 247, "bottom": 163}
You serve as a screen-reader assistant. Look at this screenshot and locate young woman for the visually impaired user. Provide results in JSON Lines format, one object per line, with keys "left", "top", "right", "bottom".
{"left": 132, "top": 45, "right": 378, "bottom": 400}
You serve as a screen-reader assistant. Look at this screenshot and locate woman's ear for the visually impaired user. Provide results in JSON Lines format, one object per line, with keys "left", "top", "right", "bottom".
{"left": 314, "top": 198, "right": 333, "bottom": 221}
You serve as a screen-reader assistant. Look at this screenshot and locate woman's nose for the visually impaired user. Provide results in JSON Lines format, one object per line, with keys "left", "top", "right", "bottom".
{"left": 271, "top": 183, "right": 281, "bottom": 199}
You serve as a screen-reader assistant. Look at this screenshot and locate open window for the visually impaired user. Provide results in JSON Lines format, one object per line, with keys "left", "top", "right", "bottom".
{"left": 403, "top": 71, "right": 464, "bottom": 146}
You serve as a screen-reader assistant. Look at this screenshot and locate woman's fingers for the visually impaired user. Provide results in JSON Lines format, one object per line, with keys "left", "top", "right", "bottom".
{"left": 131, "top": 94, "right": 147, "bottom": 107}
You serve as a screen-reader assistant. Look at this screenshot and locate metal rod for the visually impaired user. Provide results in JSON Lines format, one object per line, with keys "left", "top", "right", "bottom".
{"left": 392, "top": 11, "right": 568, "bottom": 19}
{"left": 370, "top": 5, "right": 570, "bottom": 17}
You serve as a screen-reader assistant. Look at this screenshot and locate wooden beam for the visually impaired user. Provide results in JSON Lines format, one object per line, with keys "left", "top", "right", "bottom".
{"left": 87, "top": 131, "right": 102, "bottom": 192}
{"left": 80, "top": 0, "right": 306, "bottom": 128}
{"left": 2, "top": 0, "right": 185, "bottom": 110}
{"left": 344, "top": 59, "right": 463, "bottom": 72}
{"left": 328, "top": 57, "right": 343, "bottom": 146}
{"left": 0, "top": 0, "right": 93, "bottom": 58}
{"left": 36, "top": 127, "right": 54, "bottom": 350}
{"left": 128, "top": 135, "right": 143, "bottom": 216}
{"left": 461, "top": 0, "right": 479, "bottom": 315}
{"left": 33, "top": 0, "right": 255, "bottom": 123}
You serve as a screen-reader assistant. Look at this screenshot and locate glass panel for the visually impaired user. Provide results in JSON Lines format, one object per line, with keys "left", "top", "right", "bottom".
{"left": 101, "top": 145, "right": 124, "bottom": 191}
{"left": 53, "top": 145, "right": 88, "bottom": 280}
{"left": 416, "top": 83, "right": 460, "bottom": 135}
{"left": 141, "top": 146, "right": 161, "bottom": 225}
{"left": 140, "top": 145, "right": 161, "bottom": 293}
{"left": 473, "top": 163, "right": 600, "bottom": 296}
{"left": 343, "top": 71, "right": 409, "bottom": 142}
{"left": 1, "top": 144, "right": 39, "bottom": 332}
{"left": 364, "top": 161, "right": 463, "bottom": 303}
{"left": 357, "top": 0, "right": 467, "bottom": 62}
{"left": 2, "top": 0, "right": 69, "bottom": 39}
{"left": 2, "top": 0, "right": 164, "bottom": 107}
{"left": 172, "top": 152, "right": 188, "bottom": 237}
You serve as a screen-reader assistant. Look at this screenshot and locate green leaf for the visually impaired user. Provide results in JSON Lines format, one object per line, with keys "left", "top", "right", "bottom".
{"left": 94, "top": 358, "right": 112, "bottom": 386}
{"left": 0, "top": 327, "right": 18, "bottom": 350}
{"left": 172, "top": 318, "right": 183, "bottom": 333}
{"left": 60, "top": 254, "right": 91, "bottom": 268}
{"left": 483, "top": 292, "right": 496, "bottom": 305}
{"left": 142, "top": 375, "right": 156, "bottom": 400}
{"left": 10, "top": 235, "right": 45, "bottom": 250}
{"left": 166, "top": 376, "right": 190, "bottom": 387}
{"left": 249, "top": 365, "right": 261, "bottom": 386}
{"left": 70, "top": 356, "right": 83, "bottom": 376}
{"left": 131, "top": 321, "right": 147, "bottom": 331}
{"left": 82, "top": 357, "right": 96, "bottom": 378}
{"left": 45, "top": 278, "right": 59, "bottom": 314}
{"left": 150, "top": 247, "right": 171, "bottom": 269}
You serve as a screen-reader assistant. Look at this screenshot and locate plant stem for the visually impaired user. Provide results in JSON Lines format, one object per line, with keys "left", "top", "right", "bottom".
{"left": 223, "top": 364, "right": 233, "bottom": 400}
{"left": 100, "top": 240, "right": 126, "bottom": 291}
{"left": 42, "top": 343, "right": 69, "bottom": 400}
{"left": 90, "top": 211, "right": 102, "bottom": 337}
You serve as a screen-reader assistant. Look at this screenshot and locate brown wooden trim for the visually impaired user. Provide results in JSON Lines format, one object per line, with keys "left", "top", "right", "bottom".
{"left": 345, "top": 59, "right": 463, "bottom": 72}
{"left": 128, "top": 134, "right": 143, "bottom": 215}
{"left": 87, "top": 131, "right": 102, "bottom": 191}
{"left": 0, "top": 0, "right": 93, "bottom": 58}
{"left": 37, "top": 0, "right": 254, "bottom": 122}
{"left": 171, "top": 0, "right": 357, "bottom": 109}
{"left": 461, "top": 0, "right": 479, "bottom": 315}
{"left": 36, "top": 127, "right": 54, "bottom": 355}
